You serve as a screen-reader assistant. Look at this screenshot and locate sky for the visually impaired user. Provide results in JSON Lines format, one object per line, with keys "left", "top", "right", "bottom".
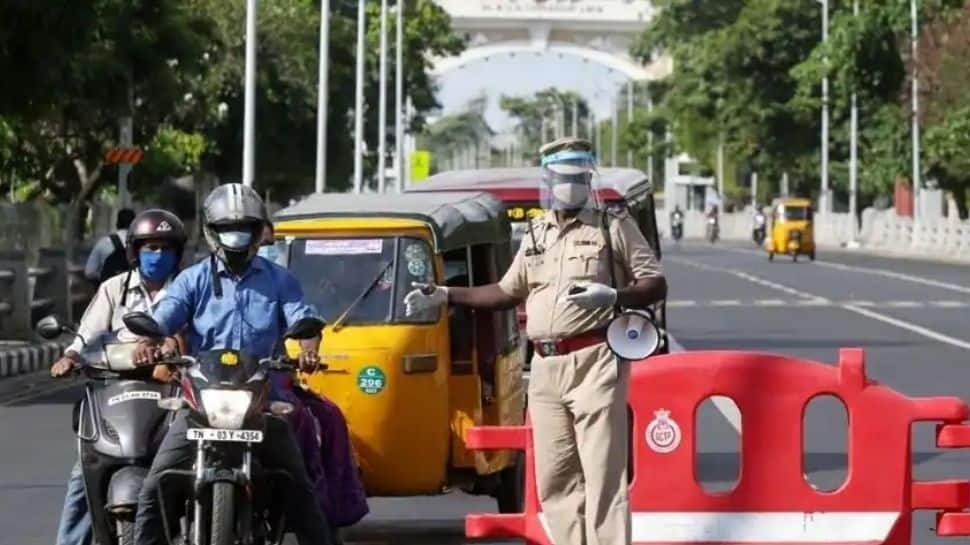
{"left": 433, "top": 51, "right": 637, "bottom": 134}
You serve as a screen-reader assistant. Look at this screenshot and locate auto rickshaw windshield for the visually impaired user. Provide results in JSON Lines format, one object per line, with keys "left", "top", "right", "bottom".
{"left": 287, "top": 236, "right": 439, "bottom": 325}
{"left": 782, "top": 206, "right": 812, "bottom": 221}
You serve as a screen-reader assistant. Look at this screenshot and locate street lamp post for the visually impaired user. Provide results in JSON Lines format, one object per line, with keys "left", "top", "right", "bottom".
{"left": 352, "top": 0, "right": 366, "bottom": 193}
{"left": 627, "top": 79, "right": 634, "bottom": 167}
{"left": 571, "top": 97, "right": 578, "bottom": 137}
{"left": 911, "top": 0, "right": 921, "bottom": 224}
{"left": 647, "top": 91, "right": 654, "bottom": 184}
{"left": 377, "top": 0, "right": 389, "bottom": 193}
{"left": 394, "top": 0, "right": 404, "bottom": 193}
{"left": 242, "top": 0, "right": 258, "bottom": 187}
{"left": 818, "top": 0, "right": 830, "bottom": 213}
{"left": 611, "top": 98, "right": 618, "bottom": 167}
{"left": 315, "top": 0, "right": 329, "bottom": 193}
{"left": 849, "top": 0, "right": 860, "bottom": 240}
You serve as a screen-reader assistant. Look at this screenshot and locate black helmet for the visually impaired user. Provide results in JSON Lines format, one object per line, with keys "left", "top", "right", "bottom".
{"left": 125, "top": 209, "right": 188, "bottom": 266}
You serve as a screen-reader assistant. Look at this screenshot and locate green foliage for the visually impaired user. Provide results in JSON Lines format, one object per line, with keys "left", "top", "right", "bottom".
{"left": 636, "top": 0, "right": 969, "bottom": 209}
{"left": 0, "top": 0, "right": 464, "bottom": 209}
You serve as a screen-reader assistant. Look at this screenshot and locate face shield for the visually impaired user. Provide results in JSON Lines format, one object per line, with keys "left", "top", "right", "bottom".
{"left": 539, "top": 149, "right": 602, "bottom": 212}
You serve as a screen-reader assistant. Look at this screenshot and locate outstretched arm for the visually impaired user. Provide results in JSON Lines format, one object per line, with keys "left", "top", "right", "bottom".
{"left": 447, "top": 284, "right": 522, "bottom": 310}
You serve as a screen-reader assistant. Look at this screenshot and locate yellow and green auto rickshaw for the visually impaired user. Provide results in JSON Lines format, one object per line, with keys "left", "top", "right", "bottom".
{"left": 767, "top": 197, "right": 816, "bottom": 262}
{"left": 272, "top": 191, "right": 526, "bottom": 511}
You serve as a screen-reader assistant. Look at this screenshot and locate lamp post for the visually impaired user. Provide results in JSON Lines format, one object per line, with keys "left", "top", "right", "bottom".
{"left": 849, "top": 0, "right": 860, "bottom": 240}
{"left": 394, "top": 0, "right": 404, "bottom": 193}
{"left": 352, "top": 0, "right": 366, "bottom": 193}
{"left": 817, "top": 0, "right": 830, "bottom": 213}
{"left": 911, "top": 0, "right": 921, "bottom": 223}
{"left": 242, "top": 0, "right": 258, "bottom": 187}
{"left": 377, "top": 0, "right": 389, "bottom": 193}
{"left": 314, "top": 0, "right": 329, "bottom": 193}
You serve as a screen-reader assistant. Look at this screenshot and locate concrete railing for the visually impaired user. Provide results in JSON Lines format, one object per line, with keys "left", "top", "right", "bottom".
{"left": 661, "top": 206, "right": 970, "bottom": 262}
{"left": 0, "top": 247, "right": 95, "bottom": 341}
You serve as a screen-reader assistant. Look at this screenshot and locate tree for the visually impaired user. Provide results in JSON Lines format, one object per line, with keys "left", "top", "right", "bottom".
{"left": 0, "top": 1, "right": 216, "bottom": 208}
{"left": 500, "top": 88, "right": 591, "bottom": 161}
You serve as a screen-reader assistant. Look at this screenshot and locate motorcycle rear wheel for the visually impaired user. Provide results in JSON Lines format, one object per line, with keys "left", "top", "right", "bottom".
{"left": 210, "top": 482, "right": 236, "bottom": 545}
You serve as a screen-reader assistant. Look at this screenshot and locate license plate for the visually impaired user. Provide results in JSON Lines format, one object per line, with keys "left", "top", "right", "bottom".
{"left": 186, "top": 428, "right": 264, "bottom": 443}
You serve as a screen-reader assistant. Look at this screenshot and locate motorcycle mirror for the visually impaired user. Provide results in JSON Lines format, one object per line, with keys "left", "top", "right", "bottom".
{"left": 606, "top": 309, "right": 662, "bottom": 361}
{"left": 36, "top": 315, "right": 66, "bottom": 340}
{"left": 284, "top": 317, "right": 325, "bottom": 340}
{"left": 123, "top": 312, "right": 165, "bottom": 339}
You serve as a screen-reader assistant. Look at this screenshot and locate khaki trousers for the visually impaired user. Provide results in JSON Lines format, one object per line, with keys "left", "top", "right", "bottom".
{"left": 528, "top": 342, "right": 631, "bottom": 545}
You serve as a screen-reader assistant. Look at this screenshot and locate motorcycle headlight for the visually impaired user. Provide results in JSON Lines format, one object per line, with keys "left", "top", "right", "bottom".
{"left": 200, "top": 389, "right": 253, "bottom": 430}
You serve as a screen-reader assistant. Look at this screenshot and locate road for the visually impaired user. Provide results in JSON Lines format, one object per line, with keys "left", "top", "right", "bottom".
{"left": 1, "top": 240, "right": 969, "bottom": 544}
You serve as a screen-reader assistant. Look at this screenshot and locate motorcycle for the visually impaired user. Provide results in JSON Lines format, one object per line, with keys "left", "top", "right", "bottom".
{"left": 670, "top": 212, "right": 684, "bottom": 242}
{"left": 122, "top": 312, "right": 325, "bottom": 545}
{"left": 706, "top": 216, "right": 719, "bottom": 244}
{"left": 37, "top": 315, "right": 177, "bottom": 545}
{"left": 753, "top": 213, "right": 767, "bottom": 246}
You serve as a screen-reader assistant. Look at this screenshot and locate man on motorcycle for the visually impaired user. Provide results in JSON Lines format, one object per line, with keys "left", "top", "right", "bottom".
{"left": 131, "top": 183, "right": 334, "bottom": 545}
{"left": 51, "top": 209, "right": 188, "bottom": 545}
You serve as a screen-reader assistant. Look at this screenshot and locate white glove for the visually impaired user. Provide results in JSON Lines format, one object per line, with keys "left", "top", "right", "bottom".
{"left": 404, "top": 282, "right": 449, "bottom": 316}
{"left": 563, "top": 281, "right": 617, "bottom": 310}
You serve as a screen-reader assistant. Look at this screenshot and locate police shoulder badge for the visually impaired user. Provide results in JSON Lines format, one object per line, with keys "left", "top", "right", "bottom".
{"left": 645, "top": 408, "right": 681, "bottom": 454}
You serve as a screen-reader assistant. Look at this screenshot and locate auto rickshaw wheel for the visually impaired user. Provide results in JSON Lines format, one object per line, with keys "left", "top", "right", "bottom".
{"left": 791, "top": 253, "right": 798, "bottom": 262}
{"left": 768, "top": 252, "right": 774, "bottom": 261}
{"left": 495, "top": 452, "right": 525, "bottom": 513}
{"left": 809, "top": 250, "right": 816, "bottom": 261}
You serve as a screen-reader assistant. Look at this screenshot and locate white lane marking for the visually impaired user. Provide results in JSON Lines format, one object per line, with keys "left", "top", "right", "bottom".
{"left": 755, "top": 299, "right": 786, "bottom": 306}
{"left": 666, "top": 334, "right": 741, "bottom": 434}
{"left": 813, "top": 259, "right": 970, "bottom": 295}
{"left": 669, "top": 256, "right": 970, "bottom": 352}
{"left": 689, "top": 241, "right": 970, "bottom": 295}
{"left": 885, "top": 301, "right": 921, "bottom": 308}
{"left": 709, "top": 300, "right": 741, "bottom": 307}
{"left": 665, "top": 300, "right": 697, "bottom": 308}
{"left": 931, "top": 300, "right": 968, "bottom": 308}
{"left": 843, "top": 304, "right": 970, "bottom": 351}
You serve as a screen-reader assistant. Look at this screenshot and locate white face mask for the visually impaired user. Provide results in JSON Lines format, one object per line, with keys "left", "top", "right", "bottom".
{"left": 552, "top": 183, "right": 589, "bottom": 208}
{"left": 217, "top": 230, "right": 253, "bottom": 250}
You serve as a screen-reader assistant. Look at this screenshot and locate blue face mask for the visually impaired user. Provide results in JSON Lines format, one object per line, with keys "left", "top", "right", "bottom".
{"left": 139, "top": 249, "right": 177, "bottom": 282}
{"left": 257, "top": 245, "right": 279, "bottom": 263}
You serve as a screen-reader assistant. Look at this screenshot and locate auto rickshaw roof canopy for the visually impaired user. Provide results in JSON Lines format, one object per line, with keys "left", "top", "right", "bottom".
{"left": 408, "top": 167, "right": 653, "bottom": 204}
{"left": 771, "top": 197, "right": 813, "bottom": 208}
{"left": 273, "top": 191, "right": 509, "bottom": 253}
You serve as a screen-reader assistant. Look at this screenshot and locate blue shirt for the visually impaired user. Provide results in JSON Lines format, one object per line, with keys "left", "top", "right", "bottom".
{"left": 153, "top": 256, "right": 319, "bottom": 360}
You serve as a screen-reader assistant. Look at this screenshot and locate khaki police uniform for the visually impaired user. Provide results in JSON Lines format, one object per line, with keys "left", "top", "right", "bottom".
{"left": 498, "top": 207, "right": 663, "bottom": 545}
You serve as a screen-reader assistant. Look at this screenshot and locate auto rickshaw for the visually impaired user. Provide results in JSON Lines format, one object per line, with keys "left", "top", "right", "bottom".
{"left": 766, "top": 197, "right": 815, "bottom": 261}
{"left": 272, "top": 191, "right": 526, "bottom": 512}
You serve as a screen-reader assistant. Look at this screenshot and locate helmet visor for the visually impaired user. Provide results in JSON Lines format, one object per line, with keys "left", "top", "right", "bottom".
{"left": 539, "top": 149, "right": 601, "bottom": 211}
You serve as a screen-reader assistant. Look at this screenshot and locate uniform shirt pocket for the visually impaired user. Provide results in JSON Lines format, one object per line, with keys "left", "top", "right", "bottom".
{"left": 525, "top": 255, "right": 553, "bottom": 288}
{"left": 565, "top": 245, "right": 605, "bottom": 281}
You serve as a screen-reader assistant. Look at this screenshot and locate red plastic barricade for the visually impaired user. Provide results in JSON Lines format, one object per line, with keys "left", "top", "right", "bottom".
{"left": 466, "top": 349, "right": 970, "bottom": 544}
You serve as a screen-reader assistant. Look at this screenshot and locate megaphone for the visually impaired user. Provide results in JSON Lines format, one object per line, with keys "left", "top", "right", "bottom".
{"left": 606, "top": 309, "right": 662, "bottom": 361}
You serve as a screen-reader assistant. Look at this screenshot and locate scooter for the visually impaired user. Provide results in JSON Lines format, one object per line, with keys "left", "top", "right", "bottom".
{"left": 753, "top": 213, "right": 767, "bottom": 246}
{"left": 122, "top": 312, "right": 325, "bottom": 545}
{"left": 670, "top": 213, "right": 684, "bottom": 242}
{"left": 37, "top": 315, "right": 178, "bottom": 545}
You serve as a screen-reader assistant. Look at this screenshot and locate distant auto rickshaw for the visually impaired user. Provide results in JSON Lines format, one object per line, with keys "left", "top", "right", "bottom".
{"left": 767, "top": 198, "right": 815, "bottom": 262}
{"left": 272, "top": 191, "right": 526, "bottom": 512}
{"left": 407, "top": 167, "right": 668, "bottom": 357}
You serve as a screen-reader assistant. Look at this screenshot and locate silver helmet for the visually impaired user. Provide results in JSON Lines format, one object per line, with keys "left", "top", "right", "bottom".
{"left": 202, "top": 183, "right": 269, "bottom": 273}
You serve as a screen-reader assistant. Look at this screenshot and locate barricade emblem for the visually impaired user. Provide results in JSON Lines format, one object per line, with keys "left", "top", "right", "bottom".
{"left": 646, "top": 408, "right": 681, "bottom": 454}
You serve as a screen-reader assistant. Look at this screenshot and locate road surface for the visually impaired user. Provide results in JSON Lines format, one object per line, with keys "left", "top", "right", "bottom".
{"left": 2, "top": 240, "right": 968, "bottom": 544}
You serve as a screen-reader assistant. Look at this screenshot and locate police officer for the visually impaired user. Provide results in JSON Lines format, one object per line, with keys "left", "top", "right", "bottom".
{"left": 404, "top": 137, "right": 666, "bottom": 545}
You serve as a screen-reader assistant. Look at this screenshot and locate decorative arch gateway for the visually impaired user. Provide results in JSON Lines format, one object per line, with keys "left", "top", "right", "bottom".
{"left": 431, "top": 0, "right": 671, "bottom": 82}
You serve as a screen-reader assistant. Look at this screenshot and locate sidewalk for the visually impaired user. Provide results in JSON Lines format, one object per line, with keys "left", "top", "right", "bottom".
{"left": 0, "top": 341, "right": 65, "bottom": 379}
